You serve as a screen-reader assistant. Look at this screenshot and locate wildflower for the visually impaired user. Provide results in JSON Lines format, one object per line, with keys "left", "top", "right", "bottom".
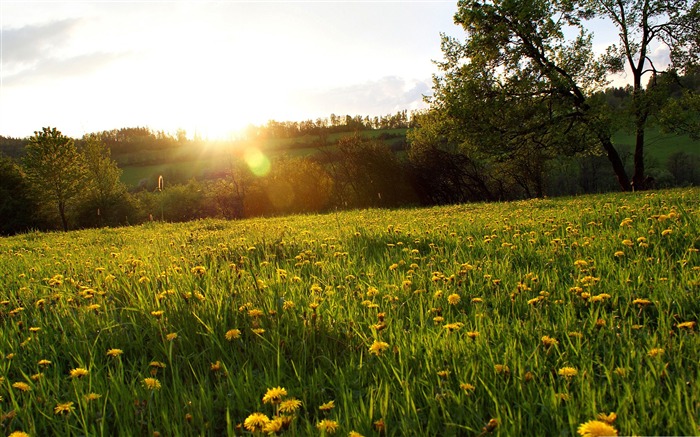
{"left": 432, "top": 316, "right": 445, "bottom": 324}
{"left": 142, "top": 377, "right": 161, "bottom": 390}
{"left": 279, "top": 398, "right": 302, "bottom": 413}
{"left": 318, "top": 400, "right": 335, "bottom": 411}
{"left": 577, "top": 419, "right": 618, "bottom": 436}
{"left": 244, "top": 413, "right": 270, "bottom": 432}
{"left": 460, "top": 382, "right": 475, "bottom": 392}
{"left": 596, "top": 412, "right": 617, "bottom": 424}
{"left": 263, "top": 417, "right": 285, "bottom": 434}
{"left": 12, "top": 382, "right": 31, "bottom": 392}
{"left": 262, "top": 386, "right": 287, "bottom": 404}
{"left": 374, "top": 418, "right": 385, "bottom": 433}
{"left": 150, "top": 361, "right": 166, "bottom": 369}
{"left": 437, "top": 369, "right": 450, "bottom": 379}
{"left": 614, "top": 251, "right": 625, "bottom": 257}
{"left": 613, "top": 367, "right": 628, "bottom": 377}
{"left": 447, "top": 293, "right": 461, "bottom": 305}
{"left": 661, "top": 228, "right": 672, "bottom": 236}
{"left": 494, "top": 364, "right": 510, "bottom": 374}
{"left": 8, "top": 431, "right": 30, "bottom": 437}
{"left": 621, "top": 239, "right": 633, "bottom": 247}
{"left": 251, "top": 328, "right": 265, "bottom": 335}
{"left": 84, "top": 393, "right": 102, "bottom": 401}
{"left": 166, "top": 332, "right": 178, "bottom": 341}
{"left": 647, "top": 348, "right": 664, "bottom": 358}
{"left": 190, "top": 266, "right": 206, "bottom": 276}
{"left": 38, "top": 359, "right": 51, "bottom": 366}
{"left": 541, "top": 336, "right": 559, "bottom": 347}
{"left": 248, "top": 308, "right": 264, "bottom": 317}
{"left": 349, "top": 432, "right": 365, "bottom": 437}
{"left": 316, "top": 419, "right": 339, "bottom": 434}
{"left": 54, "top": 401, "right": 75, "bottom": 415}
{"left": 151, "top": 310, "right": 164, "bottom": 318}
{"left": 632, "top": 298, "right": 651, "bottom": 306}
{"left": 471, "top": 297, "right": 484, "bottom": 303}
{"left": 558, "top": 367, "right": 578, "bottom": 378}
{"left": 210, "top": 361, "right": 223, "bottom": 372}
{"left": 466, "top": 331, "right": 479, "bottom": 340}
{"left": 30, "top": 373, "right": 43, "bottom": 381}
{"left": 106, "top": 348, "right": 123, "bottom": 357}
{"left": 483, "top": 418, "right": 499, "bottom": 433}
{"left": 225, "top": 329, "right": 241, "bottom": 340}
{"left": 443, "top": 322, "right": 464, "bottom": 332}
{"left": 368, "top": 340, "right": 389, "bottom": 356}
{"left": 70, "top": 367, "right": 89, "bottom": 379}
{"left": 29, "top": 327, "right": 41, "bottom": 333}
{"left": 283, "top": 300, "right": 295, "bottom": 310}
{"left": 677, "top": 321, "right": 696, "bottom": 329}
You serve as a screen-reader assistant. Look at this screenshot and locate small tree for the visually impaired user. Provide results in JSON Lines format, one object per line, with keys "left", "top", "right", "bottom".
{"left": 23, "top": 127, "right": 87, "bottom": 231}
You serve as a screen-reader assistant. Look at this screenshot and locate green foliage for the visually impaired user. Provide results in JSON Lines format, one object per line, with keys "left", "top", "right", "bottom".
{"left": 0, "top": 188, "right": 698, "bottom": 435}
{"left": 0, "top": 155, "right": 39, "bottom": 235}
{"left": 23, "top": 127, "right": 88, "bottom": 231}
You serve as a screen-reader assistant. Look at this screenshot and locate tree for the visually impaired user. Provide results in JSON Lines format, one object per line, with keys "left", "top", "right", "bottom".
{"left": 426, "top": 0, "right": 698, "bottom": 192}
{"left": 23, "top": 127, "right": 87, "bottom": 231}
{"left": 0, "top": 155, "right": 39, "bottom": 235}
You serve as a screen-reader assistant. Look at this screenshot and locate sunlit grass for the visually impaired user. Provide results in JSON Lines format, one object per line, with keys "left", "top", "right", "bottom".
{"left": 1, "top": 188, "right": 698, "bottom": 436}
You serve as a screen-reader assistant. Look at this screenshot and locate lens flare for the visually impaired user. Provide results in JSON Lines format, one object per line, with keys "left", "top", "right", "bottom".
{"left": 244, "top": 148, "right": 271, "bottom": 176}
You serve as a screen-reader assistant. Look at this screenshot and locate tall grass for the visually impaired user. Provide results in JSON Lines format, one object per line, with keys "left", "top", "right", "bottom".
{"left": 1, "top": 188, "right": 698, "bottom": 436}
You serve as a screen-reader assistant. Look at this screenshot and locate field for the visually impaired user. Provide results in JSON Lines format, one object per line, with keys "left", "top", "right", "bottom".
{"left": 1, "top": 188, "right": 699, "bottom": 436}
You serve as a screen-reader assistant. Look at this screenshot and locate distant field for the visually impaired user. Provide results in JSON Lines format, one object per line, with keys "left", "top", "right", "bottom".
{"left": 1, "top": 188, "right": 698, "bottom": 435}
{"left": 118, "top": 128, "right": 697, "bottom": 188}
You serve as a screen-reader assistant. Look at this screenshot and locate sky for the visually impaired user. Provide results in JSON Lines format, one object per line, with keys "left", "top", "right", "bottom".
{"left": 0, "top": 1, "right": 670, "bottom": 141}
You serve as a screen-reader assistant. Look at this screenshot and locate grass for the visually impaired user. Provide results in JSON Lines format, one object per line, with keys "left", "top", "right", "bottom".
{"left": 1, "top": 188, "right": 699, "bottom": 436}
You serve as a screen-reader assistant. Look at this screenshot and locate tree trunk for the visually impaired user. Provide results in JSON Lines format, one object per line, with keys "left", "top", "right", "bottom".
{"left": 58, "top": 200, "right": 68, "bottom": 232}
{"left": 632, "top": 125, "right": 646, "bottom": 189}
{"left": 597, "top": 134, "right": 632, "bottom": 191}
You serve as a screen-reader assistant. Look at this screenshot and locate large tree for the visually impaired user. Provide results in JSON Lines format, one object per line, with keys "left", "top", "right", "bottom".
{"left": 23, "top": 127, "right": 87, "bottom": 231}
{"left": 426, "top": 0, "right": 698, "bottom": 192}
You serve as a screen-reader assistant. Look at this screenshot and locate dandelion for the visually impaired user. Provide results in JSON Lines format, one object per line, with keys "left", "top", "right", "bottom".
{"left": 190, "top": 266, "right": 206, "bottom": 276}
{"left": 12, "top": 382, "right": 31, "bottom": 392}
{"left": 248, "top": 308, "right": 264, "bottom": 317}
{"left": 106, "top": 348, "right": 123, "bottom": 357}
{"left": 263, "top": 417, "right": 285, "bottom": 434}
{"left": 349, "top": 432, "right": 365, "bottom": 437}
{"left": 369, "top": 340, "right": 389, "bottom": 356}
{"left": 621, "top": 239, "right": 633, "bottom": 247}
{"left": 558, "top": 367, "right": 578, "bottom": 378}
{"left": 166, "top": 332, "right": 178, "bottom": 341}
{"left": 38, "top": 359, "right": 51, "bottom": 366}
{"left": 447, "top": 293, "right": 461, "bottom": 305}
{"left": 632, "top": 298, "right": 651, "bottom": 306}
{"left": 437, "top": 369, "right": 450, "bottom": 379}
{"left": 30, "top": 373, "right": 43, "bottom": 381}
{"left": 460, "top": 382, "right": 475, "bottom": 392}
{"left": 70, "top": 367, "right": 89, "bottom": 379}
{"left": 494, "top": 364, "right": 510, "bottom": 374}
{"left": 541, "top": 336, "right": 559, "bottom": 347}
{"left": 142, "top": 377, "right": 161, "bottom": 390}
{"left": 279, "top": 398, "right": 302, "bottom": 414}
{"left": 596, "top": 412, "right": 617, "bottom": 424}
{"left": 244, "top": 412, "right": 270, "bottom": 432}
{"left": 443, "top": 322, "right": 464, "bottom": 332}
{"left": 283, "top": 300, "right": 295, "bottom": 310}
{"left": 8, "top": 431, "right": 30, "bottom": 437}
{"left": 316, "top": 419, "right": 339, "bottom": 434}
{"left": 210, "top": 361, "right": 223, "bottom": 372}
{"left": 262, "top": 386, "right": 287, "bottom": 404}
{"left": 614, "top": 251, "right": 625, "bottom": 257}
{"left": 677, "top": 321, "right": 696, "bottom": 329}
{"left": 54, "top": 401, "right": 75, "bottom": 415}
{"left": 225, "top": 329, "right": 241, "bottom": 340}
{"left": 466, "top": 331, "right": 479, "bottom": 340}
{"left": 613, "top": 367, "right": 628, "bottom": 377}
{"left": 318, "top": 400, "right": 335, "bottom": 411}
{"left": 84, "top": 393, "right": 102, "bottom": 402}
{"left": 151, "top": 310, "right": 164, "bottom": 318}
{"left": 647, "top": 347, "right": 664, "bottom": 358}
{"left": 251, "top": 328, "right": 265, "bottom": 335}
{"left": 577, "top": 419, "right": 618, "bottom": 436}
{"left": 661, "top": 228, "right": 672, "bottom": 236}
{"left": 471, "top": 297, "right": 484, "bottom": 303}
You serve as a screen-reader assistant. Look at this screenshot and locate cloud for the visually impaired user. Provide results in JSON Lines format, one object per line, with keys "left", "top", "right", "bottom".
{"left": 293, "top": 76, "right": 431, "bottom": 117}
{"left": 1, "top": 19, "right": 80, "bottom": 64}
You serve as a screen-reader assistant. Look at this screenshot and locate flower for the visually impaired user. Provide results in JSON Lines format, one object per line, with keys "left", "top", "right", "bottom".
{"left": 243, "top": 412, "right": 270, "bottom": 432}
{"left": 166, "top": 332, "right": 178, "bottom": 341}
{"left": 151, "top": 310, "right": 164, "bottom": 318}
{"left": 647, "top": 348, "right": 664, "bottom": 358}
{"left": 262, "top": 386, "right": 287, "bottom": 404}
{"left": 316, "top": 419, "right": 339, "bottom": 434}
{"left": 368, "top": 340, "right": 389, "bottom": 356}
{"left": 106, "top": 348, "right": 123, "bottom": 357}
{"left": 262, "top": 417, "right": 285, "bottom": 434}
{"left": 318, "top": 400, "right": 335, "bottom": 411}
{"left": 466, "top": 331, "right": 480, "bottom": 340}
{"left": 677, "top": 321, "right": 696, "bottom": 329}
{"left": 596, "top": 412, "right": 617, "bottom": 424}
{"left": 279, "top": 398, "right": 302, "bottom": 413}
{"left": 70, "top": 367, "right": 89, "bottom": 379}
{"left": 225, "top": 329, "right": 241, "bottom": 340}
{"left": 38, "top": 359, "right": 52, "bottom": 366}
{"left": 577, "top": 419, "right": 618, "bottom": 436}
{"left": 494, "top": 364, "right": 510, "bottom": 374}
{"left": 541, "top": 336, "right": 559, "bottom": 347}
{"left": 460, "top": 382, "right": 475, "bottom": 392}
{"left": 54, "top": 401, "right": 75, "bottom": 415}
{"left": 12, "top": 382, "right": 31, "bottom": 392}
{"left": 191, "top": 266, "right": 206, "bottom": 276}
{"left": 248, "top": 308, "right": 264, "bottom": 317}
{"left": 447, "top": 293, "right": 461, "bottom": 305}
{"left": 251, "top": 328, "right": 265, "bottom": 335}
{"left": 142, "top": 377, "right": 161, "bottom": 390}
{"left": 349, "top": 432, "right": 365, "bottom": 437}
{"left": 84, "top": 393, "right": 102, "bottom": 402}
{"left": 8, "top": 432, "right": 30, "bottom": 437}
{"left": 443, "top": 322, "right": 464, "bottom": 332}
{"left": 558, "top": 367, "right": 578, "bottom": 378}
{"left": 632, "top": 298, "right": 651, "bottom": 306}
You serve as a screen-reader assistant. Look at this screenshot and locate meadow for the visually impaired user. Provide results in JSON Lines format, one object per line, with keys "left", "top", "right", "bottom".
{"left": 1, "top": 188, "right": 698, "bottom": 436}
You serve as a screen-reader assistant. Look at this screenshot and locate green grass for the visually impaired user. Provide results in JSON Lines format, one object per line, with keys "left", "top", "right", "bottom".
{"left": 1, "top": 188, "right": 699, "bottom": 436}
{"left": 612, "top": 127, "right": 700, "bottom": 165}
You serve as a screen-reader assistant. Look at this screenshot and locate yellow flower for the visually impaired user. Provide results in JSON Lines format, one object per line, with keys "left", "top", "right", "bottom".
{"left": 632, "top": 298, "right": 651, "bottom": 306}
{"left": 459, "top": 382, "right": 475, "bottom": 392}
{"left": 248, "top": 308, "right": 264, "bottom": 317}
{"left": 349, "top": 432, "right": 365, "bottom": 437}
{"left": 494, "top": 364, "right": 510, "bottom": 374}
{"left": 38, "top": 359, "right": 51, "bottom": 366}
{"left": 279, "top": 398, "right": 302, "bottom": 413}
{"left": 318, "top": 400, "right": 335, "bottom": 411}
{"left": 225, "top": 329, "right": 241, "bottom": 340}
{"left": 106, "top": 348, "right": 123, "bottom": 357}
{"left": 316, "top": 419, "right": 339, "bottom": 434}
{"left": 70, "top": 367, "right": 89, "bottom": 379}
{"left": 677, "top": 321, "right": 696, "bottom": 329}
{"left": 621, "top": 239, "right": 633, "bottom": 247}
{"left": 54, "top": 401, "right": 75, "bottom": 415}
{"left": 262, "top": 386, "right": 287, "bottom": 404}
{"left": 466, "top": 331, "right": 479, "bottom": 340}
{"left": 614, "top": 251, "right": 625, "bottom": 257}
{"left": 151, "top": 310, "right": 164, "bottom": 318}
{"left": 142, "top": 377, "right": 161, "bottom": 390}
{"left": 30, "top": 373, "right": 43, "bottom": 381}
{"left": 166, "top": 332, "right": 178, "bottom": 341}
{"left": 541, "top": 336, "right": 559, "bottom": 347}
{"left": 661, "top": 228, "right": 672, "bottom": 236}
{"left": 190, "top": 266, "right": 206, "bottom": 276}
{"left": 262, "top": 417, "right": 285, "bottom": 434}
{"left": 12, "top": 382, "right": 31, "bottom": 392}
{"left": 210, "top": 361, "right": 223, "bottom": 372}
{"left": 447, "top": 293, "right": 461, "bottom": 305}
{"left": 596, "top": 412, "right": 617, "bottom": 424}
{"left": 251, "top": 328, "right": 265, "bottom": 335}
{"left": 647, "top": 347, "right": 664, "bottom": 358}
{"left": 577, "top": 419, "right": 618, "bottom": 436}
{"left": 443, "top": 322, "right": 464, "bottom": 332}
{"left": 8, "top": 431, "right": 30, "bottom": 437}
{"left": 368, "top": 340, "right": 389, "bottom": 356}
{"left": 243, "top": 412, "right": 270, "bottom": 432}
{"left": 558, "top": 367, "right": 578, "bottom": 378}
{"left": 84, "top": 392, "right": 102, "bottom": 402}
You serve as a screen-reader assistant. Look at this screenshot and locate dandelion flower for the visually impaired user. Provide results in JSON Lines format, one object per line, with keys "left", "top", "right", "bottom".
{"left": 677, "top": 321, "right": 695, "bottom": 330}
{"left": 142, "top": 377, "right": 161, "bottom": 390}
{"left": 251, "top": 328, "right": 265, "bottom": 335}
{"left": 54, "top": 401, "right": 75, "bottom": 415}
{"left": 577, "top": 419, "right": 618, "bottom": 436}
{"left": 447, "top": 293, "right": 461, "bottom": 305}
{"left": 70, "top": 367, "right": 89, "bottom": 379}
{"left": 632, "top": 298, "right": 651, "bottom": 306}
{"left": 248, "top": 308, "right": 264, "bottom": 317}
{"left": 541, "top": 336, "right": 559, "bottom": 347}
{"left": 8, "top": 431, "right": 30, "bottom": 437}
{"left": 596, "top": 412, "right": 617, "bottom": 424}
{"left": 494, "top": 364, "right": 510, "bottom": 374}
{"left": 661, "top": 228, "right": 672, "bottom": 236}
{"left": 243, "top": 412, "right": 270, "bottom": 432}
{"left": 12, "top": 382, "right": 31, "bottom": 392}
{"left": 279, "top": 398, "right": 302, "bottom": 413}
{"left": 318, "top": 400, "right": 335, "bottom": 411}
{"left": 368, "top": 340, "right": 389, "bottom": 356}
{"left": 316, "top": 419, "right": 339, "bottom": 434}
{"left": 466, "top": 331, "right": 479, "bottom": 340}
{"left": 558, "top": 367, "right": 578, "bottom": 378}
{"left": 84, "top": 393, "right": 102, "bottom": 402}
{"left": 349, "top": 432, "right": 365, "bottom": 437}
{"left": 225, "top": 329, "right": 241, "bottom": 340}
{"left": 106, "top": 348, "right": 123, "bottom": 357}
{"left": 151, "top": 310, "right": 164, "bottom": 318}
{"left": 38, "top": 359, "right": 51, "bottom": 366}
{"left": 614, "top": 251, "right": 625, "bottom": 257}
{"left": 647, "top": 348, "right": 664, "bottom": 358}
{"left": 166, "top": 332, "right": 178, "bottom": 341}
{"left": 460, "top": 382, "right": 475, "bottom": 392}
{"left": 263, "top": 417, "right": 285, "bottom": 434}
{"left": 262, "top": 386, "right": 287, "bottom": 404}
